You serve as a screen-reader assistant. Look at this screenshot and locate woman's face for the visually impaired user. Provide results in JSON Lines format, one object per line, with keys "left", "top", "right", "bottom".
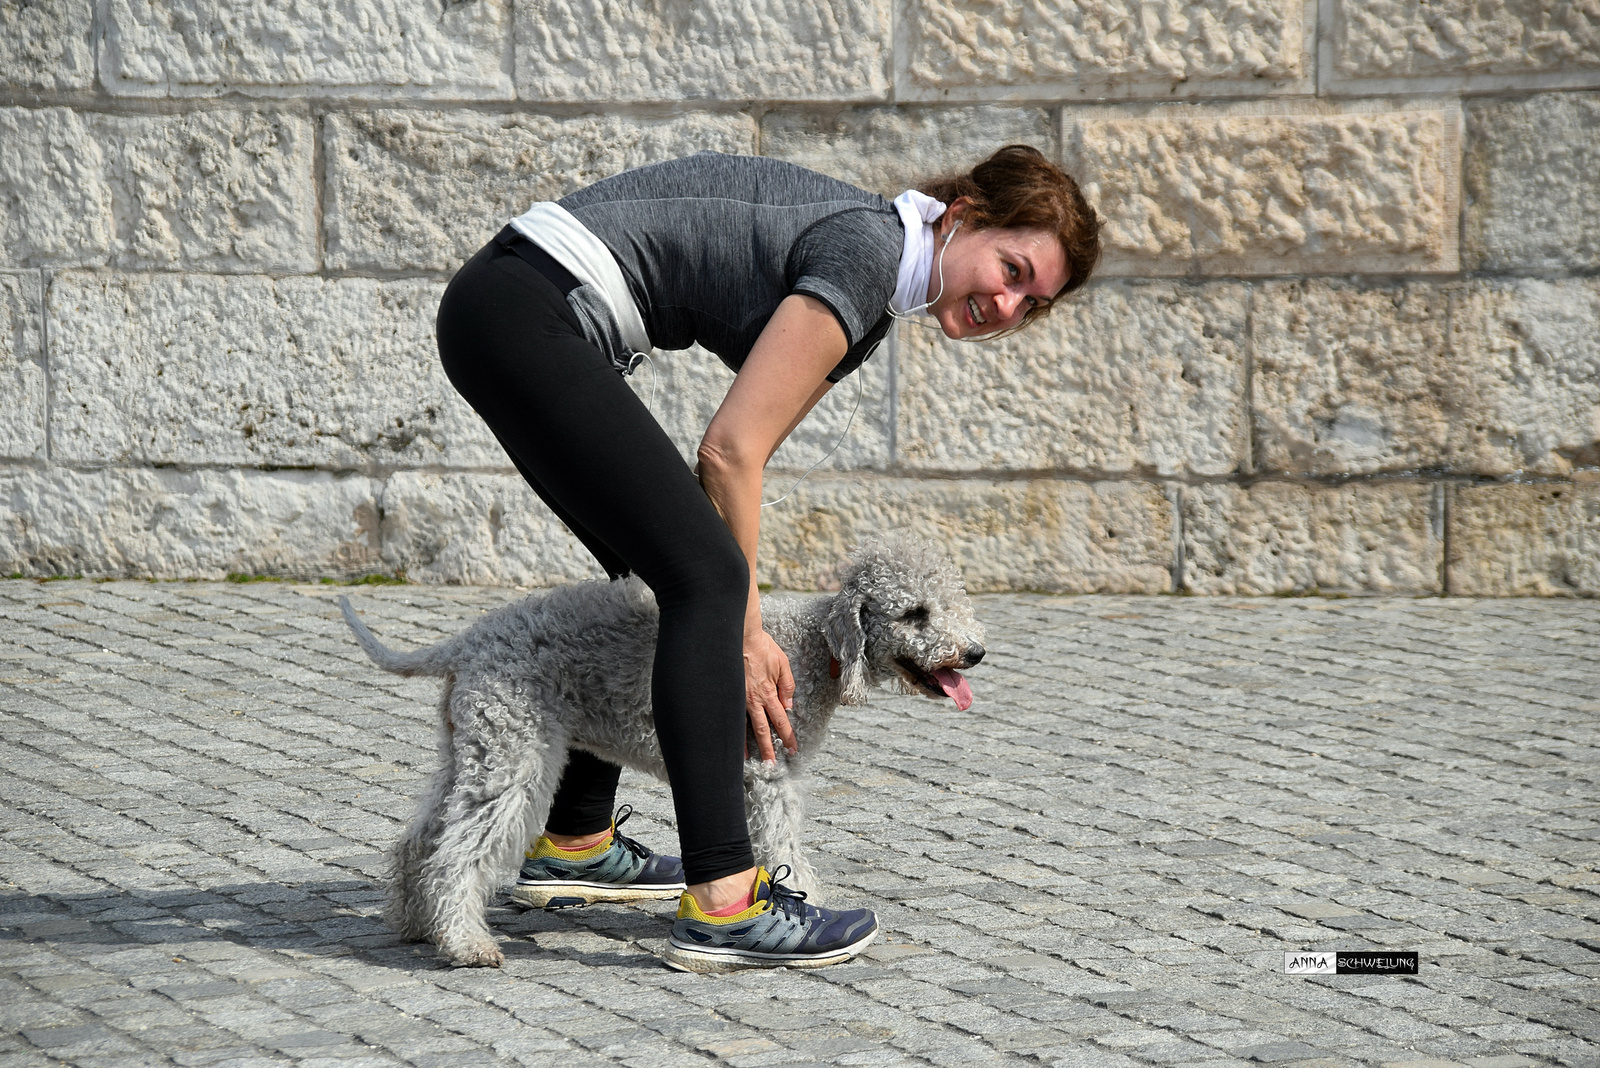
{"left": 926, "top": 201, "right": 1070, "bottom": 340}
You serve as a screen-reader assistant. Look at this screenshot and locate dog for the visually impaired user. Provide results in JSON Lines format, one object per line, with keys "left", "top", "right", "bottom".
{"left": 340, "top": 532, "right": 985, "bottom": 967}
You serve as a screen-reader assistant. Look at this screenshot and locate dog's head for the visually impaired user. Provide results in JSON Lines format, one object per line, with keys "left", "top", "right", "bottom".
{"left": 823, "top": 532, "right": 986, "bottom": 708}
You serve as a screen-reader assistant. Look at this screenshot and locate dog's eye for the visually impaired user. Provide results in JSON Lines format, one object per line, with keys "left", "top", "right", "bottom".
{"left": 899, "top": 606, "right": 930, "bottom": 626}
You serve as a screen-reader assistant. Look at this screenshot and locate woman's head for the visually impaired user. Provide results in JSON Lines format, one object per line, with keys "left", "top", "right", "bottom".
{"left": 918, "top": 144, "right": 1101, "bottom": 339}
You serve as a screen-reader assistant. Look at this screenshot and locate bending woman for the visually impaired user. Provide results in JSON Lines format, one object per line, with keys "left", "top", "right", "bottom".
{"left": 435, "top": 145, "right": 1100, "bottom": 971}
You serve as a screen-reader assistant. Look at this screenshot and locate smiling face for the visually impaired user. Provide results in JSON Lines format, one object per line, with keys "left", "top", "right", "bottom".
{"left": 925, "top": 198, "right": 1071, "bottom": 340}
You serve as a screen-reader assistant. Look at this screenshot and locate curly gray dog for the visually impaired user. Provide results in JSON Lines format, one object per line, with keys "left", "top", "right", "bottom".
{"left": 340, "top": 532, "right": 985, "bottom": 968}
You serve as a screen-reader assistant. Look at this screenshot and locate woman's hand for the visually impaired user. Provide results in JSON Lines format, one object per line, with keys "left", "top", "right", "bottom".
{"left": 744, "top": 627, "right": 796, "bottom": 762}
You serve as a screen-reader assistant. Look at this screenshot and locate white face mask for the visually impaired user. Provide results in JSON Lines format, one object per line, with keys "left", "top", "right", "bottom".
{"left": 888, "top": 190, "right": 948, "bottom": 317}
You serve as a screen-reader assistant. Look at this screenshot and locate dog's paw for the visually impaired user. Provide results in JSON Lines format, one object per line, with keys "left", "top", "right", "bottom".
{"left": 446, "top": 940, "right": 504, "bottom": 968}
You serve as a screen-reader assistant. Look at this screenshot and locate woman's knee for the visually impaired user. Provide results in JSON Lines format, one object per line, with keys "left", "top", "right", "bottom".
{"left": 654, "top": 537, "right": 748, "bottom": 613}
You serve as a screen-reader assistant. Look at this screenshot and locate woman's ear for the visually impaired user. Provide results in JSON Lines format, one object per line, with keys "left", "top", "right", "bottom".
{"left": 824, "top": 585, "right": 870, "bottom": 706}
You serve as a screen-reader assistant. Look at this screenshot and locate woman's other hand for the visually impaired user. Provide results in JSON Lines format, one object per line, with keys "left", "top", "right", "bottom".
{"left": 744, "top": 627, "right": 796, "bottom": 762}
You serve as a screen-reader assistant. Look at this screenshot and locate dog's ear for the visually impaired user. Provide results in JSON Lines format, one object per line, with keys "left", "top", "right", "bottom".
{"left": 824, "top": 584, "right": 870, "bottom": 705}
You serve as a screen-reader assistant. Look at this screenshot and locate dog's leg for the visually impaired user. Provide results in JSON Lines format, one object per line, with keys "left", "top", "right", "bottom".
{"left": 386, "top": 676, "right": 456, "bottom": 942}
{"left": 417, "top": 680, "right": 566, "bottom": 967}
{"left": 744, "top": 757, "right": 822, "bottom": 903}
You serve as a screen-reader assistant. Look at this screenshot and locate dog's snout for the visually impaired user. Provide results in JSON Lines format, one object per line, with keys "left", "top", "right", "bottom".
{"left": 963, "top": 643, "right": 985, "bottom": 667}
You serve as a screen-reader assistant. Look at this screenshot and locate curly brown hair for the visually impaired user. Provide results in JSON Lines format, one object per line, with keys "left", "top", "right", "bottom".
{"left": 918, "top": 144, "right": 1101, "bottom": 330}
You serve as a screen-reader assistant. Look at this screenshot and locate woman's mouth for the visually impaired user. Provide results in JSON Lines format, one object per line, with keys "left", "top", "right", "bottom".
{"left": 967, "top": 297, "right": 986, "bottom": 328}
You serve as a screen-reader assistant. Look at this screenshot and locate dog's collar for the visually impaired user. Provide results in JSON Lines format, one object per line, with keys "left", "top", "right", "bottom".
{"left": 829, "top": 656, "right": 841, "bottom": 680}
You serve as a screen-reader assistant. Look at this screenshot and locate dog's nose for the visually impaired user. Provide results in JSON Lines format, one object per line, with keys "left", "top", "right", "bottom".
{"left": 964, "top": 643, "right": 985, "bottom": 666}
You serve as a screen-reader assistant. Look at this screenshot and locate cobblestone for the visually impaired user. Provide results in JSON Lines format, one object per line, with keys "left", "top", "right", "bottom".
{"left": 0, "top": 580, "right": 1596, "bottom": 1066}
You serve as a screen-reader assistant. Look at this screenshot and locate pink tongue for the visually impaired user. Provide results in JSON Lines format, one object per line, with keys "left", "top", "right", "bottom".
{"left": 931, "top": 667, "right": 973, "bottom": 711}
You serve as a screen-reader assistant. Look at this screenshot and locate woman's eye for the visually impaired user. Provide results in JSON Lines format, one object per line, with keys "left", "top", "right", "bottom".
{"left": 1026, "top": 296, "right": 1039, "bottom": 308}
{"left": 1005, "top": 261, "right": 1019, "bottom": 279}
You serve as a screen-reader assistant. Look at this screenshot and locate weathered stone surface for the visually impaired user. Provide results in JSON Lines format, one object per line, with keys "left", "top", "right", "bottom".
{"left": 629, "top": 344, "right": 890, "bottom": 474}
{"left": 1183, "top": 481, "right": 1441, "bottom": 594}
{"left": 1466, "top": 93, "right": 1600, "bottom": 270}
{"left": 0, "top": 108, "right": 111, "bottom": 267}
{"left": 1256, "top": 278, "right": 1600, "bottom": 477}
{"left": 0, "top": 465, "right": 382, "bottom": 578}
{"left": 101, "top": 0, "right": 513, "bottom": 98}
{"left": 0, "top": 273, "right": 46, "bottom": 461}
{"left": 759, "top": 107, "right": 1053, "bottom": 197}
{"left": 379, "top": 472, "right": 1175, "bottom": 592}
{"left": 0, "top": 0, "right": 94, "bottom": 90}
{"left": 757, "top": 476, "right": 1175, "bottom": 593}
{"left": 897, "top": 282, "right": 1247, "bottom": 478}
{"left": 1333, "top": 0, "right": 1600, "bottom": 80}
{"left": 379, "top": 472, "right": 603, "bottom": 587}
{"left": 1, "top": 108, "right": 315, "bottom": 270}
{"left": 901, "top": 0, "right": 1307, "bottom": 97}
{"left": 105, "top": 110, "right": 316, "bottom": 271}
{"left": 1449, "top": 279, "right": 1600, "bottom": 475}
{"left": 1449, "top": 483, "right": 1600, "bottom": 596}
{"left": 1255, "top": 279, "right": 1600, "bottom": 479}
{"left": 513, "top": 0, "right": 890, "bottom": 102}
{"left": 1253, "top": 281, "right": 1447, "bottom": 476}
{"left": 1072, "top": 104, "right": 1459, "bottom": 276}
{"left": 48, "top": 273, "right": 501, "bottom": 470}
{"left": 325, "top": 110, "right": 754, "bottom": 272}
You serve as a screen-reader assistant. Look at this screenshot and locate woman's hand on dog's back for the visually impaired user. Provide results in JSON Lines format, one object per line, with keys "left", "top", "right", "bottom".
{"left": 744, "top": 628, "right": 796, "bottom": 762}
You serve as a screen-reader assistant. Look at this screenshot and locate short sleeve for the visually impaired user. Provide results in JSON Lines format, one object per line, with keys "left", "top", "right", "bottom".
{"left": 787, "top": 208, "right": 901, "bottom": 350}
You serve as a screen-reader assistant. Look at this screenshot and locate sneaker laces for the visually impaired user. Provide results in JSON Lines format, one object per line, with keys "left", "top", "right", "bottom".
{"left": 610, "top": 805, "right": 652, "bottom": 861}
{"left": 763, "top": 864, "right": 811, "bottom": 922}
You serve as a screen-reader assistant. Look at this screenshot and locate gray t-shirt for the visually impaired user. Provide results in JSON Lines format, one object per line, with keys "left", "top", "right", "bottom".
{"left": 558, "top": 152, "right": 903, "bottom": 382}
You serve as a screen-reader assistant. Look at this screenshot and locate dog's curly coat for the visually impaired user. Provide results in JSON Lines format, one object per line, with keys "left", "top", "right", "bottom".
{"left": 341, "top": 532, "right": 986, "bottom": 968}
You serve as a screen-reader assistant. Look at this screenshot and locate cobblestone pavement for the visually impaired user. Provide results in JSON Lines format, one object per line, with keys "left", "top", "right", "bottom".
{"left": 1, "top": 580, "right": 1597, "bottom": 1068}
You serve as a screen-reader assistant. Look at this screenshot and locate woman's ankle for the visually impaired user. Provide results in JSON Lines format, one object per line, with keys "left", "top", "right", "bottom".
{"left": 687, "top": 867, "right": 759, "bottom": 913}
{"left": 543, "top": 828, "right": 611, "bottom": 851}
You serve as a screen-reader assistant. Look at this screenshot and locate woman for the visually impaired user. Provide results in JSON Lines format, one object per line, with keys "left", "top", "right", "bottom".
{"left": 435, "top": 144, "right": 1100, "bottom": 971}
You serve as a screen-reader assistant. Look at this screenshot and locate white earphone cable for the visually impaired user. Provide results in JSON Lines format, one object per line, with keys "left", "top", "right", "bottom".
{"left": 761, "top": 368, "right": 863, "bottom": 508}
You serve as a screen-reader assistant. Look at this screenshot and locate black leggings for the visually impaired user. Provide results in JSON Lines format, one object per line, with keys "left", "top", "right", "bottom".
{"left": 436, "top": 238, "right": 754, "bottom": 885}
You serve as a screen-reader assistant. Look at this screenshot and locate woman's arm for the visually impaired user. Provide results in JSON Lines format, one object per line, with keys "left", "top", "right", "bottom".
{"left": 696, "top": 293, "right": 849, "bottom": 761}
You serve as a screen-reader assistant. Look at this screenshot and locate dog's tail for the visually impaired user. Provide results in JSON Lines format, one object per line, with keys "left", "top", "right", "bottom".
{"left": 338, "top": 596, "right": 457, "bottom": 677}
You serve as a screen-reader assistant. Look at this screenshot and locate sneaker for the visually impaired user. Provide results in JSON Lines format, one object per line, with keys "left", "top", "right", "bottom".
{"left": 662, "top": 865, "right": 878, "bottom": 973}
{"left": 510, "top": 806, "right": 686, "bottom": 909}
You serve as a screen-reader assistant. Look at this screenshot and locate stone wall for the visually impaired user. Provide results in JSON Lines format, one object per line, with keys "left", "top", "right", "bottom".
{"left": 2, "top": 0, "right": 1597, "bottom": 594}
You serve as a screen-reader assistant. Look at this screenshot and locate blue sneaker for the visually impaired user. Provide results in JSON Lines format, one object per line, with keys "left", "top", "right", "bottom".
{"left": 663, "top": 866, "right": 878, "bottom": 972}
{"left": 510, "top": 806, "right": 686, "bottom": 909}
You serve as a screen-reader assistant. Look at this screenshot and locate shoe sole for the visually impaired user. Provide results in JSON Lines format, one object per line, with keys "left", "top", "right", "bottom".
{"left": 509, "top": 880, "right": 686, "bottom": 910}
{"left": 660, "top": 929, "right": 878, "bottom": 973}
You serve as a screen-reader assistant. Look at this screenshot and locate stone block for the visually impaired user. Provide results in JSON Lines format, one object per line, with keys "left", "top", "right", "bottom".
{"left": 1331, "top": 0, "right": 1600, "bottom": 82}
{"left": 0, "top": 465, "right": 382, "bottom": 578}
{"left": 1070, "top": 102, "right": 1460, "bottom": 276}
{"left": 900, "top": 0, "right": 1310, "bottom": 100}
{"left": 101, "top": 0, "right": 513, "bottom": 98}
{"left": 755, "top": 475, "right": 1175, "bottom": 593}
{"left": 378, "top": 471, "right": 604, "bottom": 587}
{"left": 1182, "top": 481, "right": 1442, "bottom": 595}
{"left": 48, "top": 272, "right": 501, "bottom": 470}
{"left": 759, "top": 106, "right": 1053, "bottom": 198}
{"left": 629, "top": 344, "right": 890, "bottom": 474}
{"left": 513, "top": 0, "right": 890, "bottom": 102}
{"left": 0, "top": 108, "right": 111, "bottom": 267}
{"left": 1447, "top": 278, "right": 1600, "bottom": 475}
{"left": 0, "top": 0, "right": 94, "bottom": 90}
{"left": 0, "top": 108, "right": 315, "bottom": 270}
{"left": 1466, "top": 93, "right": 1600, "bottom": 270}
{"left": 378, "top": 472, "right": 1175, "bottom": 592}
{"left": 1255, "top": 278, "right": 1600, "bottom": 478}
{"left": 1449, "top": 483, "right": 1600, "bottom": 596}
{"left": 896, "top": 281, "right": 1247, "bottom": 478}
{"left": 324, "top": 110, "right": 755, "bottom": 272}
{"left": 0, "top": 272, "right": 46, "bottom": 462}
